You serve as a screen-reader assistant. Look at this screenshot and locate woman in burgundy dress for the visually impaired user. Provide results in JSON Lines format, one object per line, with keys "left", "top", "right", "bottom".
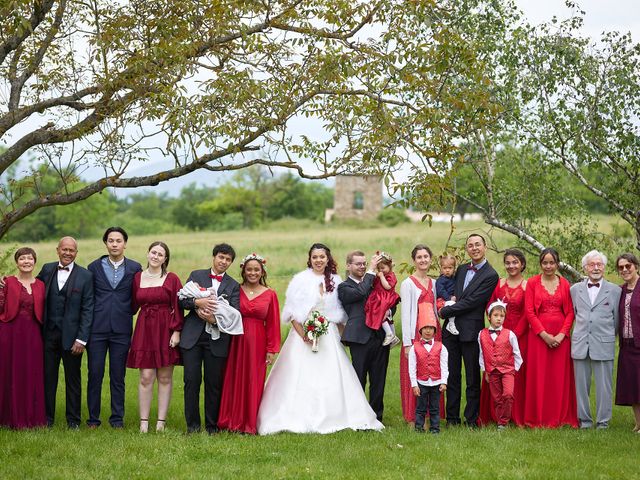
{"left": 523, "top": 248, "right": 577, "bottom": 428}
{"left": 218, "top": 253, "right": 281, "bottom": 434}
{"left": 127, "top": 241, "right": 183, "bottom": 433}
{"left": 615, "top": 253, "right": 640, "bottom": 432}
{"left": 399, "top": 244, "right": 441, "bottom": 423}
{"left": 0, "top": 247, "right": 47, "bottom": 429}
{"left": 480, "top": 248, "right": 528, "bottom": 426}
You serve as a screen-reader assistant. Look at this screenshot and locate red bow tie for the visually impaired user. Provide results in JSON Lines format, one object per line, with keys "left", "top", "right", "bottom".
{"left": 421, "top": 339, "right": 433, "bottom": 345}
{"left": 209, "top": 274, "right": 223, "bottom": 281}
{"left": 588, "top": 282, "right": 600, "bottom": 288}
{"left": 468, "top": 264, "right": 478, "bottom": 272}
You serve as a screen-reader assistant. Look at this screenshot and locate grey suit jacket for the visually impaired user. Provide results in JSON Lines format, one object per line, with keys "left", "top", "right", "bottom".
{"left": 178, "top": 269, "right": 240, "bottom": 356}
{"left": 570, "top": 279, "right": 621, "bottom": 361}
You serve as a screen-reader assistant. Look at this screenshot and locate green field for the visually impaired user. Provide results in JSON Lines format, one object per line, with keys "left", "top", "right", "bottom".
{"left": 0, "top": 219, "right": 638, "bottom": 479}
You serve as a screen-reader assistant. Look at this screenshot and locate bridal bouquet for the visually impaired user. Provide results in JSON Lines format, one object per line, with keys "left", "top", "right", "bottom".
{"left": 303, "top": 310, "right": 329, "bottom": 353}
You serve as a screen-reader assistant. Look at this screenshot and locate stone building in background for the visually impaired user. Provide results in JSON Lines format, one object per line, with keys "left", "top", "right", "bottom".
{"left": 327, "top": 174, "right": 383, "bottom": 221}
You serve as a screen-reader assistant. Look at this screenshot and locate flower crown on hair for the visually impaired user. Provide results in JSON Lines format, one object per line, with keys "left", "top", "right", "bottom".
{"left": 377, "top": 251, "right": 393, "bottom": 262}
{"left": 240, "top": 253, "right": 266, "bottom": 270}
{"left": 487, "top": 299, "right": 507, "bottom": 314}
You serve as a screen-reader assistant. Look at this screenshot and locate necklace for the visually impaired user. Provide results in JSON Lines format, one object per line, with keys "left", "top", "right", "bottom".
{"left": 144, "top": 269, "right": 162, "bottom": 278}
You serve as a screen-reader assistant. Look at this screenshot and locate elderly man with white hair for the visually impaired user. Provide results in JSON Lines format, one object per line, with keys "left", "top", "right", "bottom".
{"left": 569, "top": 250, "right": 621, "bottom": 429}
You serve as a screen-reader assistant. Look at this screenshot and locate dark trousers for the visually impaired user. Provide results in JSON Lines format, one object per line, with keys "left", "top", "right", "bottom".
{"left": 44, "top": 327, "right": 82, "bottom": 426}
{"left": 87, "top": 331, "right": 131, "bottom": 427}
{"left": 443, "top": 336, "right": 481, "bottom": 425}
{"left": 349, "top": 330, "right": 390, "bottom": 421}
{"left": 181, "top": 331, "right": 226, "bottom": 433}
{"left": 415, "top": 384, "right": 441, "bottom": 432}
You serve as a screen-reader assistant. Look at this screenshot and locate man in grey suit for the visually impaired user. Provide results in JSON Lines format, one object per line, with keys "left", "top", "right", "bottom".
{"left": 179, "top": 243, "right": 240, "bottom": 434}
{"left": 338, "top": 251, "right": 390, "bottom": 422}
{"left": 570, "top": 250, "right": 621, "bottom": 429}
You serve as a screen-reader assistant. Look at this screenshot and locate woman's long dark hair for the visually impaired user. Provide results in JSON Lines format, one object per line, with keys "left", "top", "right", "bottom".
{"left": 307, "top": 243, "right": 337, "bottom": 292}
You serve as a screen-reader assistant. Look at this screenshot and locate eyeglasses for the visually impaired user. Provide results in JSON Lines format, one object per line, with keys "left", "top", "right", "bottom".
{"left": 350, "top": 262, "right": 367, "bottom": 268}
{"left": 586, "top": 262, "right": 604, "bottom": 269}
{"left": 618, "top": 264, "right": 635, "bottom": 272}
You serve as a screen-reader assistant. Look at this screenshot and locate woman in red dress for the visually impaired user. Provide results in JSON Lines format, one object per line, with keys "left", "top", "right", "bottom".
{"left": 218, "top": 253, "right": 281, "bottom": 434}
{"left": 127, "top": 241, "right": 183, "bottom": 433}
{"left": 399, "top": 244, "right": 442, "bottom": 423}
{"left": 479, "top": 248, "right": 528, "bottom": 426}
{"left": 0, "top": 247, "right": 47, "bottom": 429}
{"left": 523, "top": 248, "right": 578, "bottom": 428}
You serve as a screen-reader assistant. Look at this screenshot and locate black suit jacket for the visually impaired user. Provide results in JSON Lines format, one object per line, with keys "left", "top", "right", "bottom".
{"left": 179, "top": 269, "right": 240, "bottom": 356}
{"left": 37, "top": 261, "right": 95, "bottom": 350}
{"left": 439, "top": 261, "right": 498, "bottom": 342}
{"left": 339, "top": 273, "right": 377, "bottom": 345}
{"left": 88, "top": 256, "right": 142, "bottom": 335}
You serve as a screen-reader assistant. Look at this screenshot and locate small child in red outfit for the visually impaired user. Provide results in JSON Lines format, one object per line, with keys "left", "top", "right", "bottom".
{"left": 478, "top": 300, "right": 523, "bottom": 429}
{"left": 364, "top": 252, "right": 401, "bottom": 347}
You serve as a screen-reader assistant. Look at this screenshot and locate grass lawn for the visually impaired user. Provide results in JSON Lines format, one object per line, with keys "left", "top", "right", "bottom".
{"left": 0, "top": 219, "right": 638, "bottom": 479}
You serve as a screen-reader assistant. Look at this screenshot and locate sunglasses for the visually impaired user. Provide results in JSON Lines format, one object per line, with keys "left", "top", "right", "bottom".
{"left": 618, "top": 264, "right": 635, "bottom": 272}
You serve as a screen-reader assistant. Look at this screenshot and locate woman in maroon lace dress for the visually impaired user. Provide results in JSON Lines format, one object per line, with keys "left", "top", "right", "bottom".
{"left": 218, "top": 253, "right": 281, "bottom": 434}
{"left": 479, "top": 248, "right": 528, "bottom": 426}
{"left": 0, "top": 247, "right": 47, "bottom": 429}
{"left": 399, "top": 244, "right": 441, "bottom": 423}
{"left": 127, "top": 241, "right": 183, "bottom": 433}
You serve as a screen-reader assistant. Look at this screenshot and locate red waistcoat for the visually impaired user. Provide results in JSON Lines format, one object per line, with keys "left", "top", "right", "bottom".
{"left": 479, "top": 328, "right": 515, "bottom": 374}
{"left": 413, "top": 340, "right": 442, "bottom": 381}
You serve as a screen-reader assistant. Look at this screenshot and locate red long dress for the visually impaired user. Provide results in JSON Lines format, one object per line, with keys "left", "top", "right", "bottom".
{"left": 127, "top": 272, "right": 184, "bottom": 368}
{"left": 219, "top": 289, "right": 281, "bottom": 434}
{"left": 479, "top": 280, "right": 528, "bottom": 426}
{"left": 400, "top": 276, "right": 444, "bottom": 422}
{"left": 0, "top": 278, "right": 47, "bottom": 429}
{"left": 364, "top": 272, "right": 400, "bottom": 330}
{"left": 523, "top": 275, "right": 578, "bottom": 428}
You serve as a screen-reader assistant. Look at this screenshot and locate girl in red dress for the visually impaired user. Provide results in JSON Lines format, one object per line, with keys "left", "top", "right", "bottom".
{"left": 479, "top": 248, "right": 528, "bottom": 426}
{"left": 218, "top": 253, "right": 281, "bottom": 434}
{"left": 523, "top": 248, "right": 578, "bottom": 428}
{"left": 399, "top": 244, "right": 443, "bottom": 423}
{"left": 127, "top": 241, "right": 183, "bottom": 433}
{"left": 0, "top": 247, "right": 47, "bottom": 429}
{"left": 364, "top": 252, "right": 400, "bottom": 347}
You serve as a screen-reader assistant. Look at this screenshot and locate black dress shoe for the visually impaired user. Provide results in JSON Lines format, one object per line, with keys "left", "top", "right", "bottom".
{"left": 110, "top": 423, "right": 124, "bottom": 429}
{"left": 186, "top": 427, "right": 201, "bottom": 434}
{"left": 67, "top": 422, "right": 80, "bottom": 430}
{"left": 206, "top": 426, "right": 219, "bottom": 435}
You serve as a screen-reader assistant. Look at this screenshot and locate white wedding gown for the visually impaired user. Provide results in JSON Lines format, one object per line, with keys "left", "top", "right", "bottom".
{"left": 257, "top": 304, "right": 384, "bottom": 435}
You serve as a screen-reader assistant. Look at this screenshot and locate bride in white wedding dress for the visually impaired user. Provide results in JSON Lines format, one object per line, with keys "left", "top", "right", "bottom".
{"left": 256, "top": 243, "right": 384, "bottom": 435}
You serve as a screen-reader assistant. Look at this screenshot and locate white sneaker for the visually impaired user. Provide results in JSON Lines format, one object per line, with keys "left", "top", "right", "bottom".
{"left": 445, "top": 319, "right": 459, "bottom": 335}
{"left": 389, "top": 335, "right": 401, "bottom": 348}
{"left": 382, "top": 334, "right": 395, "bottom": 346}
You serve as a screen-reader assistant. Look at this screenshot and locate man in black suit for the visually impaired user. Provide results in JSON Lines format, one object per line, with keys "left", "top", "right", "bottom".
{"left": 338, "top": 251, "right": 390, "bottom": 422}
{"left": 38, "top": 236, "right": 94, "bottom": 428}
{"left": 439, "top": 234, "right": 498, "bottom": 427}
{"left": 179, "top": 243, "right": 240, "bottom": 434}
{"left": 86, "top": 227, "right": 142, "bottom": 429}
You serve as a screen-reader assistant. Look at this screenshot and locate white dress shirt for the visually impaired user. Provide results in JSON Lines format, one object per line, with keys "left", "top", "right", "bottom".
{"left": 408, "top": 340, "right": 449, "bottom": 388}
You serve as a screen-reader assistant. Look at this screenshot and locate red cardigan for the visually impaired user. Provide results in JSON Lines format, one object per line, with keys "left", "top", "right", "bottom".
{"left": 0, "top": 276, "right": 45, "bottom": 323}
{"left": 525, "top": 274, "right": 574, "bottom": 336}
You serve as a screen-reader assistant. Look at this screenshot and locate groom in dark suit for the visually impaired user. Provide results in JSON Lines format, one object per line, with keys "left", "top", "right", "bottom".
{"left": 86, "top": 227, "right": 142, "bottom": 429}
{"left": 179, "top": 243, "right": 240, "bottom": 434}
{"left": 439, "top": 234, "right": 498, "bottom": 427}
{"left": 338, "top": 251, "right": 390, "bottom": 422}
{"left": 38, "top": 236, "right": 94, "bottom": 428}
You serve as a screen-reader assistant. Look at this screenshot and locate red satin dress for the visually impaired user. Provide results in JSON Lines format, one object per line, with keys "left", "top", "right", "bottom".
{"left": 400, "top": 276, "right": 445, "bottom": 422}
{"left": 218, "top": 289, "right": 281, "bottom": 434}
{"left": 523, "top": 275, "right": 578, "bottom": 428}
{"left": 479, "top": 280, "right": 528, "bottom": 426}
{"left": 364, "top": 272, "right": 400, "bottom": 330}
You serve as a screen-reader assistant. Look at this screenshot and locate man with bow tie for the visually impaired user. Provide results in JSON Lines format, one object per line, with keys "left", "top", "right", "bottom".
{"left": 179, "top": 243, "right": 240, "bottom": 434}
{"left": 439, "top": 234, "right": 498, "bottom": 427}
{"left": 570, "top": 250, "right": 621, "bottom": 429}
{"left": 37, "top": 236, "right": 94, "bottom": 428}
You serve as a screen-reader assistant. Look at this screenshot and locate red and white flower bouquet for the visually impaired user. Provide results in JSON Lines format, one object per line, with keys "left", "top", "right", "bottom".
{"left": 303, "top": 310, "right": 329, "bottom": 352}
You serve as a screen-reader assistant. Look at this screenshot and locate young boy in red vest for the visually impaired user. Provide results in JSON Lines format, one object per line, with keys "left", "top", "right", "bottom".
{"left": 478, "top": 300, "right": 523, "bottom": 430}
{"left": 409, "top": 306, "right": 448, "bottom": 434}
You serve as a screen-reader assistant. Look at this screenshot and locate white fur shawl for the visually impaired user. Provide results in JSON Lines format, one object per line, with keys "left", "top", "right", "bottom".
{"left": 281, "top": 269, "right": 347, "bottom": 325}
